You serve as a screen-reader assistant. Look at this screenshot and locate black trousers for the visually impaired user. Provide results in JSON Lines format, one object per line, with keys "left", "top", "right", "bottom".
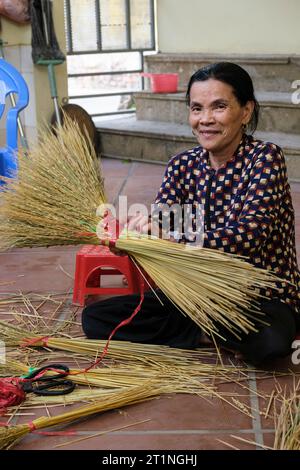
{"left": 81, "top": 291, "right": 297, "bottom": 366}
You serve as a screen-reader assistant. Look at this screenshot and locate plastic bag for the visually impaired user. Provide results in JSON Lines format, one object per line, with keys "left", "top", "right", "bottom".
{"left": 0, "top": 0, "right": 30, "bottom": 24}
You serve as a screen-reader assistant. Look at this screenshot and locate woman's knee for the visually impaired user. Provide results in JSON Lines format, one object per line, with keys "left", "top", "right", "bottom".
{"left": 241, "top": 302, "right": 297, "bottom": 364}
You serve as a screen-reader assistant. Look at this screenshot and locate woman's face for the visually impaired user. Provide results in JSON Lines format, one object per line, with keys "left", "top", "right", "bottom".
{"left": 188, "top": 79, "right": 254, "bottom": 157}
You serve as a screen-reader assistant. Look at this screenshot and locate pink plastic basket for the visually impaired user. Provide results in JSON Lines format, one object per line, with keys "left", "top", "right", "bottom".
{"left": 141, "top": 73, "right": 179, "bottom": 93}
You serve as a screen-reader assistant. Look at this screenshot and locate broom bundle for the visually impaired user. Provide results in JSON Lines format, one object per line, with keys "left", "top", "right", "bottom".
{"left": 0, "top": 382, "right": 162, "bottom": 449}
{"left": 0, "top": 116, "right": 105, "bottom": 247}
{"left": 109, "top": 234, "right": 282, "bottom": 337}
{"left": 0, "top": 118, "right": 284, "bottom": 336}
{"left": 0, "top": 319, "right": 216, "bottom": 368}
{"left": 0, "top": 355, "right": 244, "bottom": 406}
{"left": 0, "top": 344, "right": 263, "bottom": 449}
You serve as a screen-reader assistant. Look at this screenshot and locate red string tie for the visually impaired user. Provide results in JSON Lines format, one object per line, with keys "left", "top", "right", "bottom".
{"left": 0, "top": 377, "right": 26, "bottom": 415}
{"left": 20, "top": 336, "right": 49, "bottom": 348}
{"left": 28, "top": 421, "right": 37, "bottom": 432}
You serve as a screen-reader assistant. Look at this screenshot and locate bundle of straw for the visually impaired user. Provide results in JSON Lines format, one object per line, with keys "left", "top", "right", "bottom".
{"left": 110, "top": 234, "right": 281, "bottom": 337}
{"left": 0, "top": 357, "right": 229, "bottom": 404}
{"left": 0, "top": 116, "right": 105, "bottom": 247}
{"left": 0, "top": 382, "right": 162, "bottom": 449}
{"left": 0, "top": 117, "right": 282, "bottom": 336}
{"left": 0, "top": 320, "right": 215, "bottom": 367}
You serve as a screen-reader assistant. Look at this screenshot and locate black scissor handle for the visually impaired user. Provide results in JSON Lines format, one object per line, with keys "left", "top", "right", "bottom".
{"left": 22, "top": 363, "right": 76, "bottom": 396}
{"left": 29, "top": 379, "right": 76, "bottom": 396}
{"left": 25, "top": 363, "right": 70, "bottom": 380}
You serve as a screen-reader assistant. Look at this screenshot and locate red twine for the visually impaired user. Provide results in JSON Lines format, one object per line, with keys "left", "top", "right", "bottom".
{"left": 28, "top": 421, "right": 37, "bottom": 432}
{"left": 73, "top": 286, "right": 145, "bottom": 376}
{"left": 0, "top": 367, "right": 66, "bottom": 415}
{"left": 0, "top": 377, "right": 26, "bottom": 415}
{"left": 20, "top": 336, "right": 49, "bottom": 348}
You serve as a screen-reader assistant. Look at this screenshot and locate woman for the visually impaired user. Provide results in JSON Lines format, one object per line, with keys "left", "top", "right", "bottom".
{"left": 82, "top": 62, "right": 300, "bottom": 365}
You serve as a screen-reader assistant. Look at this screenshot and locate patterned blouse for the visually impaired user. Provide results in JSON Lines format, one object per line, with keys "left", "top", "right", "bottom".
{"left": 155, "top": 133, "right": 300, "bottom": 315}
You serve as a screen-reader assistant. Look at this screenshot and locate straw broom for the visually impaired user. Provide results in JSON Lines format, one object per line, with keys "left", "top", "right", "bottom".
{"left": 1, "top": 352, "right": 250, "bottom": 401}
{"left": 0, "top": 357, "right": 225, "bottom": 407}
{"left": 0, "top": 333, "right": 260, "bottom": 422}
{"left": 0, "top": 319, "right": 217, "bottom": 366}
{"left": 0, "top": 321, "right": 228, "bottom": 380}
{"left": 0, "top": 382, "right": 163, "bottom": 450}
{"left": 0, "top": 118, "right": 283, "bottom": 336}
{"left": 1, "top": 376, "right": 254, "bottom": 449}
{"left": 0, "top": 116, "right": 105, "bottom": 247}
{"left": 110, "top": 233, "right": 282, "bottom": 337}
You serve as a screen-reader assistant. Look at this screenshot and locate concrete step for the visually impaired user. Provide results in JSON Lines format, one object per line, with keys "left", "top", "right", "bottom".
{"left": 135, "top": 91, "right": 300, "bottom": 134}
{"left": 145, "top": 53, "right": 300, "bottom": 93}
{"left": 96, "top": 116, "right": 300, "bottom": 181}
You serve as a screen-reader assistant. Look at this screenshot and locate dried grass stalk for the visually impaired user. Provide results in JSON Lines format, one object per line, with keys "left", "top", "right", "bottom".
{"left": 273, "top": 388, "right": 300, "bottom": 450}
{"left": 0, "top": 116, "right": 105, "bottom": 248}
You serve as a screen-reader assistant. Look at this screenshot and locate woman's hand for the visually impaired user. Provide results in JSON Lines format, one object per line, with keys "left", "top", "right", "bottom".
{"left": 126, "top": 214, "right": 178, "bottom": 242}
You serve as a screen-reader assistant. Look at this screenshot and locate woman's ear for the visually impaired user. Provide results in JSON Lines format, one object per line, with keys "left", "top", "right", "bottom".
{"left": 243, "top": 100, "right": 255, "bottom": 124}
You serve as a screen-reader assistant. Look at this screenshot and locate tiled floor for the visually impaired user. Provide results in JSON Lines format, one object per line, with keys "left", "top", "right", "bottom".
{"left": 1, "top": 157, "right": 300, "bottom": 451}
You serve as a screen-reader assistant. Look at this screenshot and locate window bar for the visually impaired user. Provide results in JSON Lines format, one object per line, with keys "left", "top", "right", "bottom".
{"left": 140, "top": 51, "right": 145, "bottom": 89}
{"left": 69, "top": 91, "right": 138, "bottom": 99}
{"left": 90, "top": 109, "right": 135, "bottom": 117}
{"left": 67, "top": 47, "right": 155, "bottom": 56}
{"left": 64, "top": 0, "right": 73, "bottom": 53}
{"left": 95, "top": 0, "right": 102, "bottom": 51}
{"left": 149, "top": 0, "right": 155, "bottom": 49}
{"left": 69, "top": 69, "right": 143, "bottom": 78}
{"left": 125, "top": 0, "right": 132, "bottom": 50}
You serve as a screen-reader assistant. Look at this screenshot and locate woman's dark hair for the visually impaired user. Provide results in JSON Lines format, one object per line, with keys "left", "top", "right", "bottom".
{"left": 186, "top": 62, "right": 259, "bottom": 133}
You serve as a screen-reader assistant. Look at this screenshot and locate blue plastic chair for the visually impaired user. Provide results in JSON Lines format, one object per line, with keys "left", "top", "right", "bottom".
{"left": 0, "top": 58, "right": 29, "bottom": 180}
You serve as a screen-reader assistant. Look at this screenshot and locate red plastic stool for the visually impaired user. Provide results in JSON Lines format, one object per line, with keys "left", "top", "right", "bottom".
{"left": 73, "top": 245, "right": 150, "bottom": 306}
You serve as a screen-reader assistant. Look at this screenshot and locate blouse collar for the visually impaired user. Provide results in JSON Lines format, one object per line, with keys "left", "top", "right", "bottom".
{"left": 200, "top": 133, "right": 250, "bottom": 172}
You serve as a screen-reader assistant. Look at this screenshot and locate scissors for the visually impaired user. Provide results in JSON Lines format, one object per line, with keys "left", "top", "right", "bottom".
{"left": 21, "top": 363, "right": 76, "bottom": 396}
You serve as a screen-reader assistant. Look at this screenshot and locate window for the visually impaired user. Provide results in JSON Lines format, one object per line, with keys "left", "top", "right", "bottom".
{"left": 64, "top": 0, "right": 156, "bottom": 118}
